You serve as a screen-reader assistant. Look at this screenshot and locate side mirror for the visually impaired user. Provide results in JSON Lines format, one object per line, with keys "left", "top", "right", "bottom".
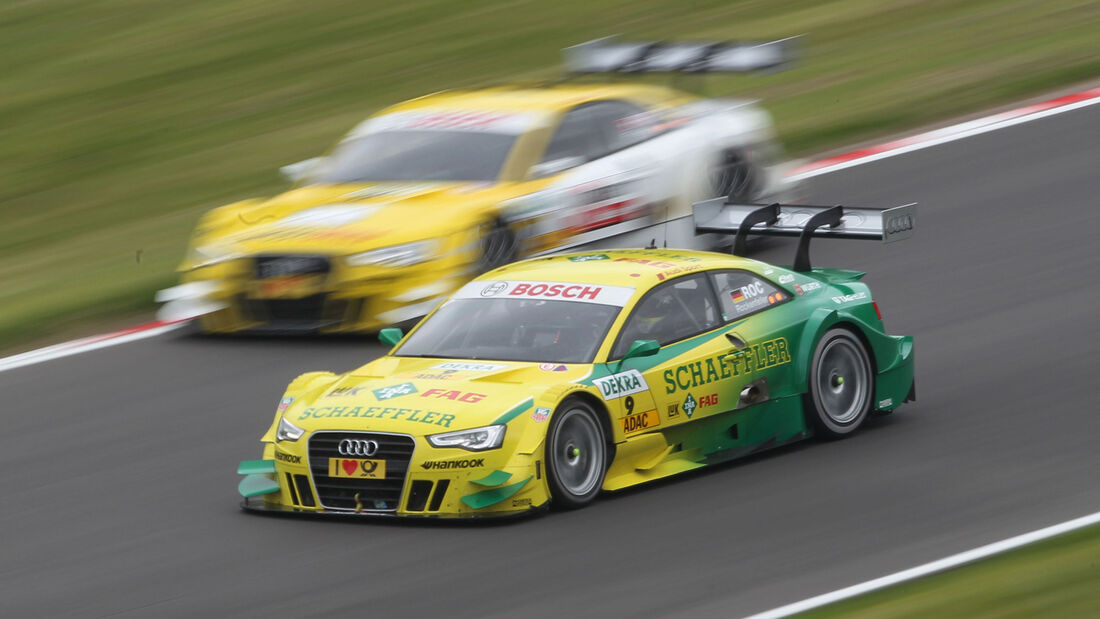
{"left": 623, "top": 339, "right": 660, "bottom": 361}
{"left": 530, "top": 156, "right": 585, "bottom": 179}
{"left": 378, "top": 327, "right": 404, "bottom": 347}
{"left": 280, "top": 157, "right": 325, "bottom": 183}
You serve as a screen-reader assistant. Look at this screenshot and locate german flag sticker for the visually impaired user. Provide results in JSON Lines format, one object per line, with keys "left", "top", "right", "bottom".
{"left": 730, "top": 289, "right": 745, "bottom": 303}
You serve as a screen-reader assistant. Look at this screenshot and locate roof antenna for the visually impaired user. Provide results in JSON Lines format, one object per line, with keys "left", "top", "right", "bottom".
{"left": 645, "top": 238, "right": 657, "bottom": 249}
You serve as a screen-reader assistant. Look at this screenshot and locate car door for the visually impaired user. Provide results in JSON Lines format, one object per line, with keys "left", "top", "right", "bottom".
{"left": 606, "top": 273, "right": 730, "bottom": 439}
{"left": 523, "top": 101, "right": 660, "bottom": 252}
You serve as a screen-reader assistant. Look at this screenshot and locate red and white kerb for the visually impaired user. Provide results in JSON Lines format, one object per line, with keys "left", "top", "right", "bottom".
{"left": 453, "top": 280, "right": 636, "bottom": 306}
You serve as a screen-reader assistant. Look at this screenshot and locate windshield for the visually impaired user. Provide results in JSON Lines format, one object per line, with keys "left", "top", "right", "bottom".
{"left": 395, "top": 298, "right": 622, "bottom": 364}
{"left": 313, "top": 130, "right": 517, "bottom": 183}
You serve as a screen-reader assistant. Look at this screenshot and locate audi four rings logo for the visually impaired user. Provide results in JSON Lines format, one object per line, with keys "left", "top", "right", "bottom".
{"left": 886, "top": 214, "right": 914, "bottom": 234}
{"left": 338, "top": 439, "right": 380, "bottom": 457}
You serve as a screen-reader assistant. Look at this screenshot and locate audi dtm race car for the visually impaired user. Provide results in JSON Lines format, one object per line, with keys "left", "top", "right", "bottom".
{"left": 236, "top": 201, "right": 916, "bottom": 518}
{"left": 158, "top": 38, "right": 801, "bottom": 333}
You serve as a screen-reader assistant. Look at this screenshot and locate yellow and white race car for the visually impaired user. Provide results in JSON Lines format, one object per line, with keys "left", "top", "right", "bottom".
{"left": 159, "top": 38, "right": 799, "bottom": 332}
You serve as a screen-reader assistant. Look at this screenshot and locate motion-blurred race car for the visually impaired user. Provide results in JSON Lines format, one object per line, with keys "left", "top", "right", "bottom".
{"left": 159, "top": 38, "right": 801, "bottom": 332}
{"left": 236, "top": 201, "right": 916, "bottom": 517}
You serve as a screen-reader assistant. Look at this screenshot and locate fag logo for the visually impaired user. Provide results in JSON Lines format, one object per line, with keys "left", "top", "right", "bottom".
{"left": 372, "top": 382, "right": 418, "bottom": 400}
{"left": 421, "top": 388, "right": 485, "bottom": 403}
{"left": 532, "top": 407, "right": 550, "bottom": 422}
{"left": 277, "top": 396, "right": 294, "bottom": 412}
{"left": 682, "top": 394, "right": 697, "bottom": 418}
{"left": 592, "top": 370, "right": 649, "bottom": 400}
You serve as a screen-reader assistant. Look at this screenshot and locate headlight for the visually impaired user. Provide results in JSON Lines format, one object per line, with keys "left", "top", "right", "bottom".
{"left": 346, "top": 240, "right": 438, "bottom": 267}
{"left": 427, "top": 424, "right": 506, "bottom": 451}
{"left": 188, "top": 242, "right": 239, "bottom": 268}
{"left": 276, "top": 417, "right": 305, "bottom": 442}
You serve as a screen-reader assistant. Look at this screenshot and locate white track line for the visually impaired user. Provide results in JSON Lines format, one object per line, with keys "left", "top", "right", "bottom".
{"left": 3, "top": 86, "right": 1099, "bottom": 375}
{"left": 745, "top": 510, "right": 1100, "bottom": 618}
{"left": 0, "top": 322, "right": 185, "bottom": 373}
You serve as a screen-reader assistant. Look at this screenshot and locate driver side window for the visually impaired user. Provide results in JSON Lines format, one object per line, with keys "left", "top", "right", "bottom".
{"left": 612, "top": 274, "right": 719, "bottom": 358}
{"left": 540, "top": 105, "right": 605, "bottom": 165}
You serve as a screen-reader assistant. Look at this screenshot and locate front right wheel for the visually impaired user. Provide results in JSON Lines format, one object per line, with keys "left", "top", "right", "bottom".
{"left": 545, "top": 398, "right": 608, "bottom": 509}
{"left": 806, "top": 328, "right": 874, "bottom": 439}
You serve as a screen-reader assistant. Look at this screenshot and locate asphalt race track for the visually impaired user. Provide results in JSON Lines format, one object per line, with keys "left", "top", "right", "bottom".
{"left": 3, "top": 103, "right": 1099, "bottom": 618}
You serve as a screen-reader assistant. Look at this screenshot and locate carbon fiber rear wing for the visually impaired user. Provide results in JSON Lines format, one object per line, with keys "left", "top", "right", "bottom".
{"left": 693, "top": 199, "right": 916, "bottom": 271}
{"left": 563, "top": 36, "right": 799, "bottom": 74}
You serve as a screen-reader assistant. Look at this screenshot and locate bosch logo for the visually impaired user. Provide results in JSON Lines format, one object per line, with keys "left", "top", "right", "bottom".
{"left": 480, "top": 282, "right": 508, "bottom": 297}
{"left": 338, "top": 439, "right": 380, "bottom": 457}
{"left": 886, "top": 214, "right": 914, "bottom": 235}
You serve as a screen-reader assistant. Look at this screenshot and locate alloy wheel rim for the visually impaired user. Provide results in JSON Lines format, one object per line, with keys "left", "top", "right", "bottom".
{"left": 817, "top": 338, "right": 869, "bottom": 424}
{"left": 553, "top": 409, "right": 604, "bottom": 496}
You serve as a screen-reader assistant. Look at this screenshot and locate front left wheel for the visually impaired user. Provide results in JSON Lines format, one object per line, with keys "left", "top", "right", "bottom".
{"left": 545, "top": 398, "right": 608, "bottom": 509}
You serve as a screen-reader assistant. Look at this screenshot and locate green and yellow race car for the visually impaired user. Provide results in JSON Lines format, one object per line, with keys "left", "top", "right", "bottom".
{"left": 237, "top": 201, "right": 916, "bottom": 518}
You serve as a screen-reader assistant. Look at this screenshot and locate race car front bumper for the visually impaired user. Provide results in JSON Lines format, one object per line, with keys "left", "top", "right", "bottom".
{"left": 237, "top": 436, "right": 549, "bottom": 519}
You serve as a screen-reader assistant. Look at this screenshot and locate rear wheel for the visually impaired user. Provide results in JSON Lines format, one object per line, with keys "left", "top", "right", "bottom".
{"left": 545, "top": 398, "right": 608, "bottom": 509}
{"left": 806, "top": 328, "right": 873, "bottom": 438}
{"left": 711, "top": 149, "right": 756, "bottom": 201}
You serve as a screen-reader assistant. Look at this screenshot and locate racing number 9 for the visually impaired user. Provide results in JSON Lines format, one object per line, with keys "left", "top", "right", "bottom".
{"left": 624, "top": 396, "right": 635, "bottom": 416}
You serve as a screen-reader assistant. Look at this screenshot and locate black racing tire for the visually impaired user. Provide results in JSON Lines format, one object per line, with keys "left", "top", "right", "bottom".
{"left": 476, "top": 218, "right": 518, "bottom": 273}
{"left": 545, "top": 398, "right": 609, "bottom": 509}
{"left": 711, "top": 149, "right": 756, "bottom": 201}
{"left": 805, "top": 328, "right": 874, "bottom": 439}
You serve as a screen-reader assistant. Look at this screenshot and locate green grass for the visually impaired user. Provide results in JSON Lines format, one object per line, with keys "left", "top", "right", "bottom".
{"left": 802, "top": 522, "right": 1100, "bottom": 618}
{"left": 2, "top": 0, "right": 1098, "bottom": 352}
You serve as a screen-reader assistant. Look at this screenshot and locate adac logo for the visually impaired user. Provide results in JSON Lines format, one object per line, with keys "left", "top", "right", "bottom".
{"left": 372, "top": 382, "right": 418, "bottom": 400}
{"left": 682, "top": 394, "right": 697, "bottom": 418}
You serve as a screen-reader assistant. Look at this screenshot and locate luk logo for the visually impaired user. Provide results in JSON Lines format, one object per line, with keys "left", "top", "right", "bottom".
{"left": 372, "top": 382, "right": 418, "bottom": 400}
{"left": 682, "top": 394, "right": 697, "bottom": 418}
{"left": 593, "top": 370, "right": 649, "bottom": 400}
{"left": 481, "top": 282, "right": 508, "bottom": 297}
{"left": 328, "top": 386, "right": 365, "bottom": 397}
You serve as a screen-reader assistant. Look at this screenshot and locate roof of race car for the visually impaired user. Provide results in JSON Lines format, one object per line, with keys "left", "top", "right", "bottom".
{"left": 478, "top": 248, "right": 768, "bottom": 291}
{"left": 377, "top": 82, "right": 694, "bottom": 116}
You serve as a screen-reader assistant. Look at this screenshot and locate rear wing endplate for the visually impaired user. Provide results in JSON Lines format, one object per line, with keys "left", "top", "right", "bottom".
{"left": 693, "top": 199, "right": 916, "bottom": 271}
{"left": 563, "top": 36, "right": 799, "bottom": 74}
